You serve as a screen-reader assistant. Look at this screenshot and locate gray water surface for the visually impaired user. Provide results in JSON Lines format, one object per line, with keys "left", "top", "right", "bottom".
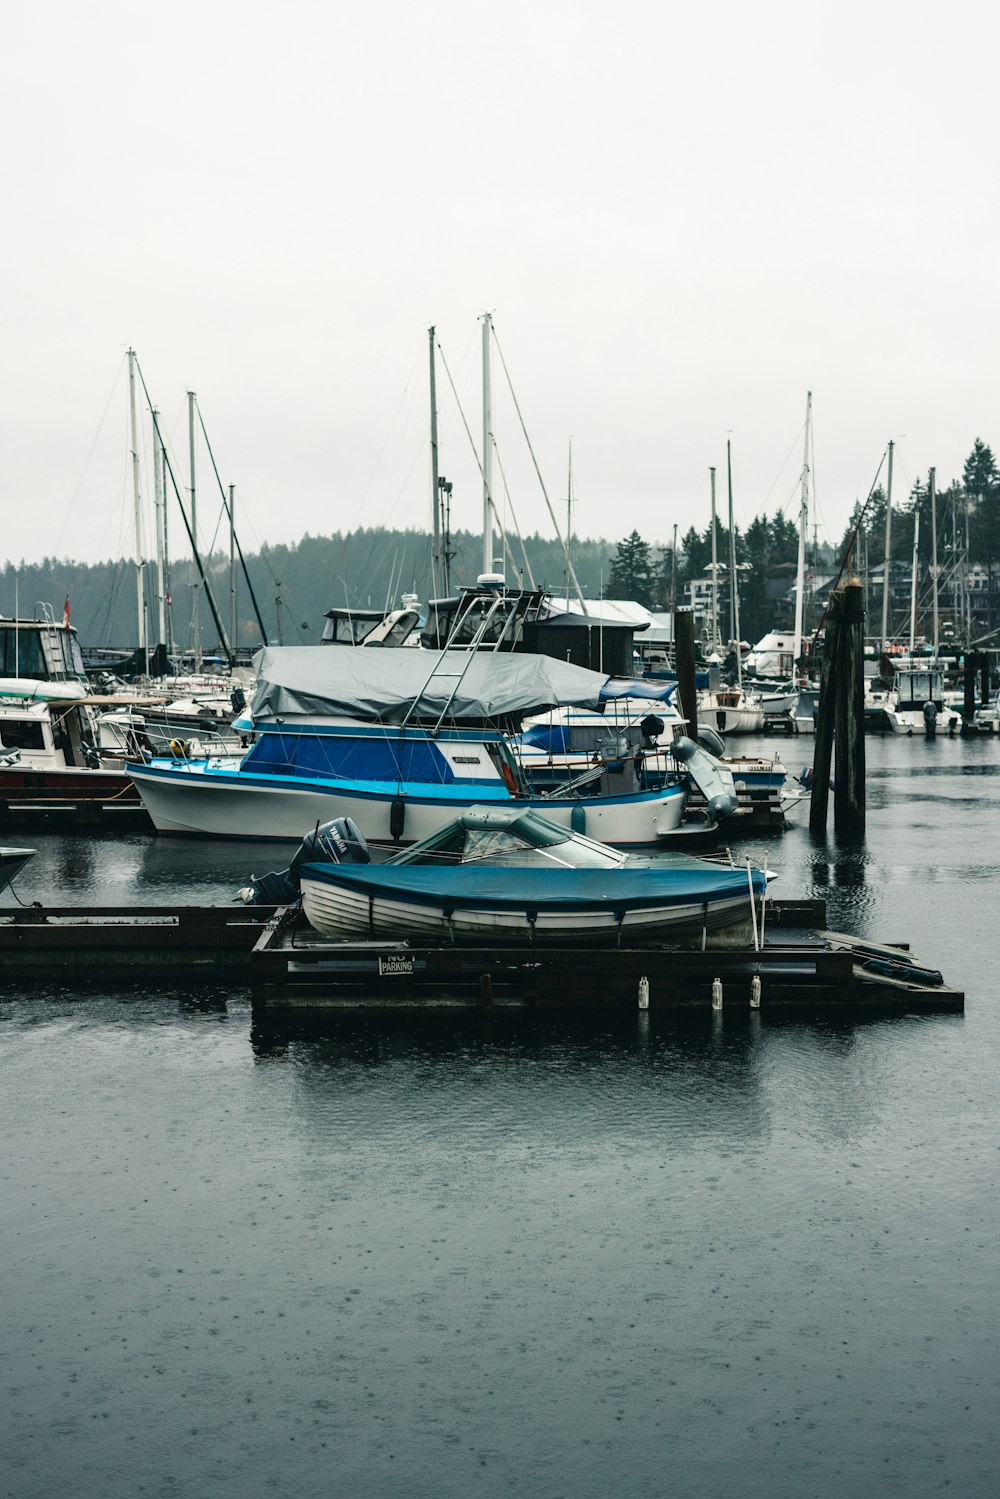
{"left": 2, "top": 734, "right": 999, "bottom": 1497}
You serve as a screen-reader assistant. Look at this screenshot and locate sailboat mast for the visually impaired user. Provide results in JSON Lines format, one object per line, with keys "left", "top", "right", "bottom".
{"left": 127, "top": 349, "right": 147, "bottom": 660}
{"left": 187, "top": 391, "right": 200, "bottom": 665}
{"left": 428, "top": 326, "right": 441, "bottom": 599}
{"left": 152, "top": 405, "right": 166, "bottom": 647}
{"left": 481, "top": 312, "right": 494, "bottom": 577}
{"left": 727, "top": 439, "right": 742, "bottom": 688}
{"left": 793, "top": 392, "right": 811, "bottom": 678}
{"left": 565, "top": 438, "right": 573, "bottom": 605}
{"left": 229, "top": 483, "right": 237, "bottom": 649}
{"left": 710, "top": 465, "right": 719, "bottom": 652}
{"left": 930, "top": 466, "right": 938, "bottom": 656}
{"left": 909, "top": 510, "right": 920, "bottom": 654}
{"left": 881, "top": 439, "right": 894, "bottom": 647}
{"left": 160, "top": 426, "right": 172, "bottom": 658}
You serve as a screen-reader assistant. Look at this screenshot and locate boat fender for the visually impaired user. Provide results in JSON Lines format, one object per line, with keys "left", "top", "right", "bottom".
{"left": 697, "top": 725, "right": 726, "bottom": 757}
{"left": 501, "top": 760, "right": 519, "bottom": 796}
{"left": 390, "top": 797, "right": 406, "bottom": 841}
{"left": 570, "top": 802, "right": 586, "bottom": 835}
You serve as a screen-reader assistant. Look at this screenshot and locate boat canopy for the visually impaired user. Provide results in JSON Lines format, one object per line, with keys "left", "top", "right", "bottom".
{"left": 249, "top": 647, "right": 617, "bottom": 725}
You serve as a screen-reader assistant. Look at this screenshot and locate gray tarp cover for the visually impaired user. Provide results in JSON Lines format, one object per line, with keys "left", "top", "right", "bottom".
{"left": 249, "top": 647, "right": 609, "bottom": 724}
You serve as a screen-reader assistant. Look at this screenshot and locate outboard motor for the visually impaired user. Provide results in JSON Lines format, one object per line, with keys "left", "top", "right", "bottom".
{"left": 922, "top": 700, "right": 938, "bottom": 739}
{"left": 237, "top": 816, "right": 370, "bottom": 905}
{"left": 230, "top": 686, "right": 247, "bottom": 714}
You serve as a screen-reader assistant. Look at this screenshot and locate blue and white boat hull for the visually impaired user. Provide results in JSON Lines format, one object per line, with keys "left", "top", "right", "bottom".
{"left": 127, "top": 760, "right": 688, "bottom": 848}
{"left": 299, "top": 861, "right": 766, "bottom": 945}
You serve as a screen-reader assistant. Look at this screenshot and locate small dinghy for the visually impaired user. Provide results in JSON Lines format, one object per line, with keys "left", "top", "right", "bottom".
{"left": 241, "top": 807, "right": 769, "bottom": 946}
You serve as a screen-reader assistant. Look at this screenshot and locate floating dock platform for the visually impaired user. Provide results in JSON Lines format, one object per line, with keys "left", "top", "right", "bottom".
{"left": 0, "top": 899, "right": 963, "bottom": 1012}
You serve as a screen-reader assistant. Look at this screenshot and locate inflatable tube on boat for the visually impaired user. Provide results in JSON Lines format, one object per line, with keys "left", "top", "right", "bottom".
{"left": 672, "top": 735, "right": 739, "bottom": 820}
{"left": 0, "top": 677, "right": 87, "bottom": 703}
{"left": 696, "top": 725, "right": 726, "bottom": 758}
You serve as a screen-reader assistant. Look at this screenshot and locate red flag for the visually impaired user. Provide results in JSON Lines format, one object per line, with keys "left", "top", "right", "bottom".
{"left": 63, "top": 595, "right": 71, "bottom": 626}
{"left": 165, "top": 590, "right": 172, "bottom": 608}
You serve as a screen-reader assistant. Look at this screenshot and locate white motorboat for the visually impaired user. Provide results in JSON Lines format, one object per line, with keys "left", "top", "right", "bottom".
{"left": 274, "top": 807, "right": 770, "bottom": 947}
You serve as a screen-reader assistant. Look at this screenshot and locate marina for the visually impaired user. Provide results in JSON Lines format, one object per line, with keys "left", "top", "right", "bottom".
{"left": 1, "top": 726, "right": 996, "bottom": 1499}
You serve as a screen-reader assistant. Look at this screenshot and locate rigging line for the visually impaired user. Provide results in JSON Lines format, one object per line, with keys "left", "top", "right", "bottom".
{"left": 133, "top": 358, "right": 234, "bottom": 662}
{"left": 434, "top": 338, "right": 516, "bottom": 578}
{"left": 52, "top": 353, "right": 129, "bottom": 559}
{"left": 759, "top": 419, "right": 808, "bottom": 515}
{"left": 347, "top": 339, "right": 426, "bottom": 533}
{"left": 490, "top": 324, "right": 587, "bottom": 613}
{"left": 493, "top": 443, "right": 537, "bottom": 588}
{"left": 195, "top": 405, "right": 269, "bottom": 643}
{"left": 809, "top": 450, "right": 887, "bottom": 655}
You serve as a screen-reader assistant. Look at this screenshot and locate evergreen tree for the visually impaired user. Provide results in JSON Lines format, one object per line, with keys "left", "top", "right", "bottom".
{"left": 962, "top": 438, "right": 1000, "bottom": 499}
{"left": 605, "top": 530, "right": 655, "bottom": 607}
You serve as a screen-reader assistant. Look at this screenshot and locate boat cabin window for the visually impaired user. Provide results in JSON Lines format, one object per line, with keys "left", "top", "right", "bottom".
{"left": 0, "top": 718, "right": 47, "bottom": 750}
{"left": 0, "top": 629, "right": 46, "bottom": 678}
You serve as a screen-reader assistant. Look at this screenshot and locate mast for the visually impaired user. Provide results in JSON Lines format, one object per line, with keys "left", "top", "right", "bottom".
{"left": 793, "top": 392, "right": 811, "bottom": 678}
{"left": 187, "top": 391, "right": 200, "bottom": 665}
{"left": 428, "top": 326, "right": 441, "bottom": 599}
{"left": 881, "top": 439, "right": 894, "bottom": 648}
{"left": 160, "top": 424, "right": 172, "bottom": 658}
{"left": 671, "top": 522, "right": 678, "bottom": 609}
{"left": 152, "top": 405, "right": 166, "bottom": 647}
{"left": 909, "top": 509, "right": 920, "bottom": 655}
{"left": 930, "top": 466, "right": 939, "bottom": 656}
{"left": 127, "top": 349, "right": 147, "bottom": 661}
{"left": 727, "top": 439, "right": 742, "bottom": 688}
{"left": 565, "top": 438, "right": 573, "bottom": 605}
{"left": 229, "top": 483, "right": 237, "bottom": 649}
{"left": 481, "top": 312, "right": 494, "bottom": 577}
{"left": 710, "top": 466, "right": 719, "bottom": 652}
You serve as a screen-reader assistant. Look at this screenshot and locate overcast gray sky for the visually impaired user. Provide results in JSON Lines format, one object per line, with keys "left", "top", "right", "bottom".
{"left": 2, "top": 0, "right": 995, "bottom": 570}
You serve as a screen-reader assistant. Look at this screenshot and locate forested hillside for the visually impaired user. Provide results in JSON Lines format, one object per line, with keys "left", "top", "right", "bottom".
{"left": 0, "top": 528, "right": 619, "bottom": 649}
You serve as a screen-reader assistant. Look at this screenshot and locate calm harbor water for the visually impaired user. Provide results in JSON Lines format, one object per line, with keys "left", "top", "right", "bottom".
{"left": 3, "top": 733, "right": 999, "bottom": 1497}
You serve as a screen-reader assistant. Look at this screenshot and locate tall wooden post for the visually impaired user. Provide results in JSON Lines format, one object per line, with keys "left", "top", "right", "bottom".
{"left": 963, "top": 652, "right": 977, "bottom": 730}
{"left": 981, "top": 653, "right": 991, "bottom": 709}
{"left": 834, "top": 581, "right": 866, "bottom": 837}
{"left": 809, "top": 606, "right": 838, "bottom": 835}
{"left": 673, "top": 608, "right": 698, "bottom": 739}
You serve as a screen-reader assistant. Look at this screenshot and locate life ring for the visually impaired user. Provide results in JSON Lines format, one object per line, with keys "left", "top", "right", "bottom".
{"left": 501, "top": 760, "right": 519, "bottom": 796}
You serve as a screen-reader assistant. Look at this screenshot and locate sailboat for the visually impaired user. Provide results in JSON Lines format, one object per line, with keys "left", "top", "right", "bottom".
{"left": 698, "top": 440, "right": 765, "bottom": 733}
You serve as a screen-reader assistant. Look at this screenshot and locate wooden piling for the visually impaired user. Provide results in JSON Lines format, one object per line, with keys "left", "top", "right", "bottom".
{"left": 963, "top": 652, "right": 977, "bottom": 730}
{"left": 810, "top": 580, "right": 866, "bottom": 837}
{"left": 809, "top": 610, "right": 837, "bottom": 835}
{"left": 673, "top": 607, "right": 698, "bottom": 739}
{"left": 834, "top": 581, "right": 866, "bottom": 836}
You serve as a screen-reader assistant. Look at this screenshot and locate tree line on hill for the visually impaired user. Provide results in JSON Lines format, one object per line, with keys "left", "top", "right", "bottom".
{"left": 4, "top": 438, "right": 997, "bottom": 650}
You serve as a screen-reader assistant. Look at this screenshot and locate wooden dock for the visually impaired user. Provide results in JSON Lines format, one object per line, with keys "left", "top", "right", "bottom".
{"left": 247, "top": 899, "right": 962, "bottom": 1012}
{"left": 0, "top": 899, "right": 963, "bottom": 1013}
